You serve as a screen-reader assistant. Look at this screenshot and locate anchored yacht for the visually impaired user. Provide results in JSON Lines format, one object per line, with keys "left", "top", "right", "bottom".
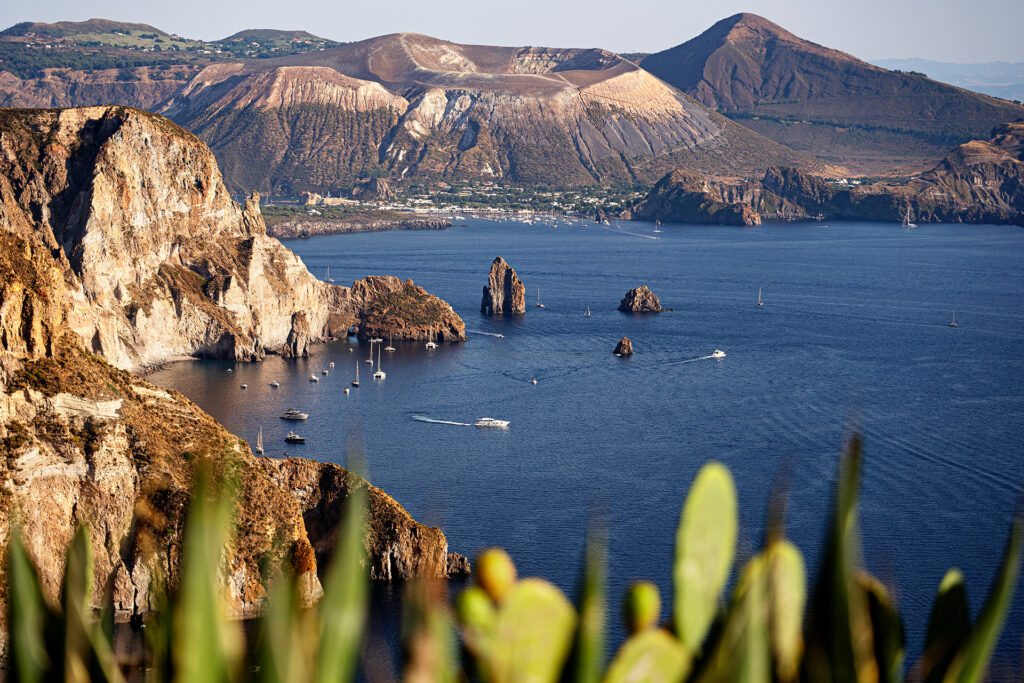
{"left": 711, "top": 349, "right": 726, "bottom": 359}
{"left": 284, "top": 431, "right": 306, "bottom": 444}
{"left": 279, "top": 408, "right": 308, "bottom": 421}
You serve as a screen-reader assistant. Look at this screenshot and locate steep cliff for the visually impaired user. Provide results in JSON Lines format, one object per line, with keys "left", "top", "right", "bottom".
{"left": 0, "top": 105, "right": 463, "bottom": 371}
{"left": 619, "top": 287, "right": 662, "bottom": 312}
{"left": 0, "top": 122, "right": 467, "bottom": 635}
{"left": 481, "top": 256, "right": 526, "bottom": 314}
{"left": 629, "top": 123, "right": 1024, "bottom": 226}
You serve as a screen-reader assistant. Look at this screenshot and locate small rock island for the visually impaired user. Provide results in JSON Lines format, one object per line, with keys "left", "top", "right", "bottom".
{"left": 619, "top": 286, "right": 663, "bottom": 312}
{"left": 481, "top": 256, "right": 526, "bottom": 314}
{"left": 615, "top": 337, "right": 634, "bottom": 355}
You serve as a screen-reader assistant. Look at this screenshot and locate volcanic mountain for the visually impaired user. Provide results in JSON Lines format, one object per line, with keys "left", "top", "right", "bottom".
{"left": 158, "top": 32, "right": 811, "bottom": 192}
{"left": 640, "top": 13, "right": 1024, "bottom": 174}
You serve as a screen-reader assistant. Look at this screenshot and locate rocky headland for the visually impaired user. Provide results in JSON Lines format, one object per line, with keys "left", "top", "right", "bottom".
{"left": 481, "top": 257, "right": 526, "bottom": 314}
{"left": 614, "top": 337, "right": 634, "bottom": 355}
{"left": 0, "top": 106, "right": 468, "bottom": 639}
{"left": 266, "top": 214, "right": 450, "bottom": 239}
{"left": 619, "top": 286, "right": 663, "bottom": 312}
{"left": 627, "top": 122, "right": 1024, "bottom": 227}
{"left": 353, "top": 278, "right": 467, "bottom": 341}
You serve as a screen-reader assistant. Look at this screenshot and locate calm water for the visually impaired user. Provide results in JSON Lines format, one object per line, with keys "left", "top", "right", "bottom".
{"left": 151, "top": 218, "right": 1024, "bottom": 665}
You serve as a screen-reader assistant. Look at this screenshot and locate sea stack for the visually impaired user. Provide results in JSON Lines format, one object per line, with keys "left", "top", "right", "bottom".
{"left": 481, "top": 257, "right": 526, "bottom": 314}
{"left": 619, "top": 286, "right": 663, "bottom": 312}
{"left": 615, "top": 337, "right": 634, "bottom": 355}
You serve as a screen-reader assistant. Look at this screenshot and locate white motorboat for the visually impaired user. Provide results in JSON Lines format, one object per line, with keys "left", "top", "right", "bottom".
{"left": 226, "top": 368, "right": 233, "bottom": 373}
{"left": 344, "top": 387, "right": 350, "bottom": 394}
{"left": 474, "top": 417, "right": 510, "bottom": 429}
{"left": 329, "top": 362, "right": 335, "bottom": 368}
{"left": 285, "top": 431, "right": 306, "bottom": 444}
{"left": 279, "top": 408, "right": 308, "bottom": 421}
{"left": 531, "top": 378, "right": 538, "bottom": 385}
{"left": 321, "top": 369, "right": 328, "bottom": 376}
{"left": 270, "top": 381, "right": 280, "bottom": 388}
{"left": 711, "top": 349, "right": 726, "bottom": 359}
{"left": 309, "top": 374, "right": 319, "bottom": 382}
{"left": 240, "top": 383, "right": 247, "bottom": 389}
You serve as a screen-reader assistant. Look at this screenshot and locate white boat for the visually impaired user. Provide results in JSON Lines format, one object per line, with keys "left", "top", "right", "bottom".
{"left": 240, "top": 383, "right": 247, "bottom": 389}
{"left": 309, "top": 374, "right": 319, "bottom": 382}
{"left": 255, "top": 427, "right": 264, "bottom": 455}
{"left": 370, "top": 337, "right": 384, "bottom": 343}
{"left": 321, "top": 369, "right": 328, "bottom": 375}
{"left": 902, "top": 205, "right": 917, "bottom": 228}
{"left": 531, "top": 378, "right": 538, "bottom": 385}
{"left": 949, "top": 310, "right": 958, "bottom": 327}
{"left": 325, "top": 266, "right": 335, "bottom": 283}
{"left": 373, "top": 345, "right": 386, "bottom": 380}
{"left": 385, "top": 334, "right": 395, "bottom": 352}
{"left": 474, "top": 417, "right": 510, "bottom": 429}
{"left": 226, "top": 368, "right": 233, "bottom": 373}
{"left": 365, "top": 340, "right": 375, "bottom": 363}
{"left": 584, "top": 306, "right": 591, "bottom": 318}
{"left": 351, "top": 362, "right": 360, "bottom": 387}
{"left": 329, "top": 362, "right": 335, "bottom": 368}
{"left": 285, "top": 431, "right": 306, "bottom": 444}
{"left": 425, "top": 328, "right": 438, "bottom": 349}
{"left": 344, "top": 387, "right": 350, "bottom": 394}
{"left": 280, "top": 408, "right": 308, "bottom": 421}
{"left": 758, "top": 287, "right": 764, "bottom": 307}
{"left": 536, "top": 287, "right": 545, "bottom": 308}
{"left": 270, "top": 381, "right": 280, "bottom": 388}
{"left": 654, "top": 219, "right": 662, "bottom": 234}
{"left": 711, "top": 349, "right": 726, "bottom": 359}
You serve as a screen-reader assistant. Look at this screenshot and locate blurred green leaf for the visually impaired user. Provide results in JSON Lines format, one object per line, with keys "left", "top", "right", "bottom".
{"left": 604, "top": 629, "right": 691, "bottom": 683}
{"left": 7, "top": 527, "right": 53, "bottom": 683}
{"left": 698, "top": 554, "right": 771, "bottom": 683}
{"left": 921, "top": 569, "right": 970, "bottom": 683}
{"left": 403, "top": 580, "right": 458, "bottom": 683}
{"left": 490, "top": 578, "right": 577, "bottom": 683}
{"left": 259, "top": 576, "right": 315, "bottom": 683}
{"left": 570, "top": 529, "right": 607, "bottom": 683}
{"left": 673, "top": 461, "right": 737, "bottom": 652}
{"left": 766, "top": 539, "right": 806, "bottom": 682}
{"left": 858, "top": 573, "right": 905, "bottom": 682}
{"left": 456, "top": 584, "right": 497, "bottom": 679}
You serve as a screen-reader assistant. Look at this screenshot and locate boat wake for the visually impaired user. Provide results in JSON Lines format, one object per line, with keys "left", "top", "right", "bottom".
{"left": 668, "top": 354, "right": 721, "bottom": 365}
{"left": 412, "top": 414, "right": 473, "bottom": 427}
{"left": 592, "top": 224, "right": 660, "bottom": 240}
{"left": 467, "top": 330, "right": 505, "bottom": 338}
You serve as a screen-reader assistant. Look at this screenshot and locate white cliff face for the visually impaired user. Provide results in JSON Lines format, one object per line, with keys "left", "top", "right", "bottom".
{"left": 0, "top": 105, "right": 457, "bottom": 372}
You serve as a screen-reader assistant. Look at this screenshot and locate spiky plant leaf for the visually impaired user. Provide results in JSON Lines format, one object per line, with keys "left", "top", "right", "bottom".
{"left": 673, "top": 462, "right": 737, "bottom": 652}
{"left": 604, "top": 629, "right": 691, "bottom": 683}
{"left": 698, "top": 554, "right": 771, "bottom": 683}
{"left": 403, "top": 580, "right": 458, "bottom": 683}
{"left": 570, "top": 529, "right": 607, "bottom": 683}
{"left": 858, "top": 573, "right": 905, "bottom": 682}
{"left": 7, "top": 528, "right": 52, "bottom": 683}
{"left": 259, "top": 576, "right": 315, "bottom": 683}
{"left": 920, "top": 569, "right": 970, "bottom": 683}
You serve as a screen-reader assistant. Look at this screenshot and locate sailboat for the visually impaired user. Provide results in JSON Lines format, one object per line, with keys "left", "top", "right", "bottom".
{"left": 902, "top": 205, "right": 917, "bottom": 228}
{"left": 536, "top": 287, "right": 545, "bottom": 308}
{"left": 758, "top": 287, "right": 764, "bottom": 307}
{"left": 255, "top": 427, "right": 264, "bottom": 455}
{"left": 584, "top": 306, "right": 591, "bottom": 318}
{"left": 373, "top": 345, "right": 386, "bottom": 380}
{"left": 653, "top": 219, "right": 662, "bottom": 234}
{"left": 425, "top": 328, "right": 438, "bottom": 349}
{"left": 351, "top": 361, "right": 360, "bottom": 387}
{"left": 365, "top": 340, "right": 375, "bottom": 363}
{"left": 949, "top": 310, "right": 958, "bottom": 327}
{"left": 326, "top": 266, "right": 335, "bottom": 283}
{"left": 385, "top": 334, "right": 395, "bottom": 352}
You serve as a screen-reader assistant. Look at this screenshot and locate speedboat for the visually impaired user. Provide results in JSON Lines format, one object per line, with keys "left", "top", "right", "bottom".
{"left": 321, "top": 369, "right": 328, "bottom": 375}
{"left": 270, "top": 381, "right": 280, "bottom": 388}
{"left": 279, "top": 408, "right": 308, "bottom": 421}
{"left": 711, "top": 349, "right": 726, "bottom": 359}
{"left": 531, "top": 378, "right": 537, "bottom": 385}
{"left": 309, "top": 374, "right": 319, "bottom": 382}
{"left": 474, "top": 417, "right": 510, "bottom": 429}
{"left": 240, "top": 384, "right": 247, "bottom": 389}
{"left": 284, "top": 431, "right": 306, "bottom": 444}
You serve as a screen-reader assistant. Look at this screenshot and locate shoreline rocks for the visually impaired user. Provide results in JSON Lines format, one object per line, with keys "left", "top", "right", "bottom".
{"left": 481, "top": 257, "right": 526, "bottom": 314}
{"left": 619, "top": 286, "right": 663, "bottom": 312}
{"left": 266, "top": 214, "right": 450, "bottom": 239}
{"left": 614, "top": 337, "right": 634, "bottom": 355}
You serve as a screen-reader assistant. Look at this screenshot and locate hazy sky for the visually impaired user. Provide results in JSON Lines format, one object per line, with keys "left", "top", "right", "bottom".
{"left": 3, "top": 0, "right": 1023, "bottom": 63}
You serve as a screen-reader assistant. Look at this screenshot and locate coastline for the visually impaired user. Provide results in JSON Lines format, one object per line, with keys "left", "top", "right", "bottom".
{"left": 266, "top": 214, "right": 451, "bottom": 238}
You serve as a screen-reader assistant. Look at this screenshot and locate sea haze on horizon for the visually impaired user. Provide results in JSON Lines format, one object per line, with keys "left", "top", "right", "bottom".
{"left": 3, "top": 0, "right": 1023, "bottom": 63}
{"left": 150, "top": 217, "right": 1024, "bottom": 663}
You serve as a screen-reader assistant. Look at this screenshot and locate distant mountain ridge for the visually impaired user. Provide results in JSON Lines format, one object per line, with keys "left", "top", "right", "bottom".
{"left": 871, "top": 58, "right": 1024, "bottom": 104}
{"left": 640, "top": 13, "right": 1024, "bottom": 174}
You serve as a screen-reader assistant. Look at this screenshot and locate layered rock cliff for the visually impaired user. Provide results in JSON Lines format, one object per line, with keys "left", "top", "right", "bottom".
{"left": 0, "top": 110, "right": 468, "bottom": 638}
{"left": 629, "top": 123, "right": 1024, "bottom": 227}
{"left": 481, "top": 256, "right": 526, "bottom": 314}
{"left": 0, "top": 106, "right": 463, "bottom": 371}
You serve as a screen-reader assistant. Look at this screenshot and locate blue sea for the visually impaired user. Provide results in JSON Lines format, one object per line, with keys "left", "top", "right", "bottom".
{"left": 150, "top": 218, "right": 1024, "bottom": 668}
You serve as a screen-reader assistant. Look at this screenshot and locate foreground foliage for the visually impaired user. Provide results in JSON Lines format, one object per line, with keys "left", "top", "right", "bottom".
{"left": 5, "top": 434, "right": 1022, "bottom": 681}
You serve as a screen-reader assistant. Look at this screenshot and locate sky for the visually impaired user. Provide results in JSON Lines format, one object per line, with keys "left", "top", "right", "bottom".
{"left": 2, "top": 0, "right": 1023, "bottom": 63}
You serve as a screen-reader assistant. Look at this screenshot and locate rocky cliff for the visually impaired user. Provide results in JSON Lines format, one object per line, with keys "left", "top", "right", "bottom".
{"left": 629, "top": 122, "right": 1024, "bottom": 227}
{"left": 351, "top": 278, "right": 467, "bottom": 342}
{"left": 0, "top": 112, "right": 468, "bottom": 638}
{"left": 481, "top": 256, "right": 526, "bottom": 314}
{"left": 0, "top": 106, "right": 463, "bottom": 371}
{"left": 619, "top": 286, "right": 662, "bottom": 312}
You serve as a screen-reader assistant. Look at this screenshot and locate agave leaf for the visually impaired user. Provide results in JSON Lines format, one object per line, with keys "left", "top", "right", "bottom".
{"left": 7, "top": 527, "right": 53, "bottom": 683}
{"left": 858, "top": 573, "right": 905, "bottom": 682}
{"left": 172, "top": 467, "right": 242, "bottom": 683}
{"left": 803, "top": 434, "right": 878, "bottom": 683}
{"left": 698, "top": 554, "right": 771, "bottom": 683}
{"left": 943, "top": 510, "right": 1023, "bottom": 683}
{"left": 673, "top": 462, "right": 737, "bottom": 652}
{"left": 145, "top": 563, "right": 175, "bottom": 683}
{"left": 62, "top": 526, "right": 123, "bottom": 683}
{"left": 766, "top": 540, "right": 806, "bottom": 683}
{"left": 403, "top": 579, "right": 458, "bottom": 683}
{"left": 259, "top": 577, "right": 314, "bottom": 683}
{"left": 920, "top": 569, "right": 970, "bottom": 683}
{"left": 314, "top": 479, "right": 369, "bottom": 683}
{"left": 490, "top": 578, "right": 577, "bottom": 683}
{"left": 604, "top": 629, "right": 691, "bottom": 683}
{"left": 570, "top": 529, "right": 607, "bottom": 683}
